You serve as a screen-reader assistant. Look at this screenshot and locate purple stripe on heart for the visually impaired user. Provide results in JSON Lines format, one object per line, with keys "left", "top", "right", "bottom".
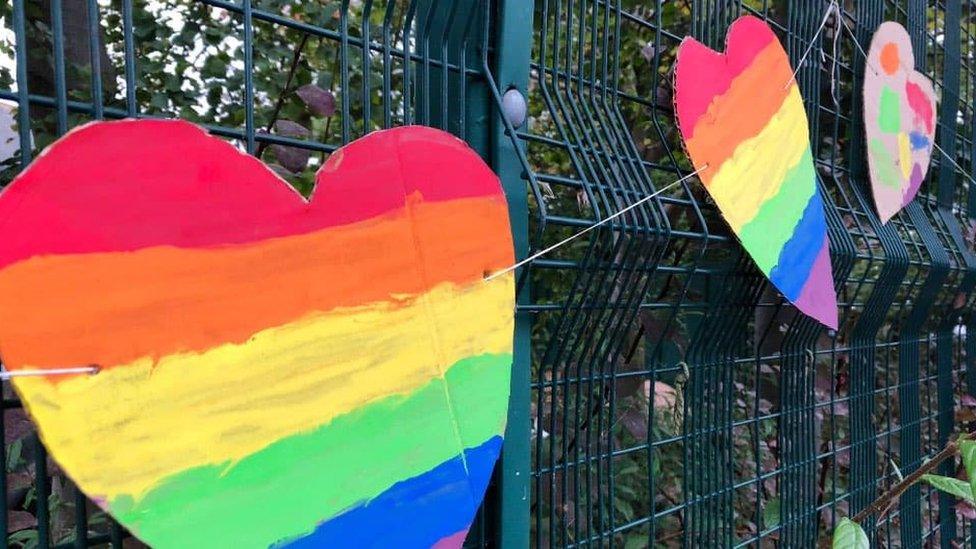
{"left": 903, "top": 163, "right": 924, "bottom": 204}
{"left": 793, "top": 237, "right": 838, "bottom": 329}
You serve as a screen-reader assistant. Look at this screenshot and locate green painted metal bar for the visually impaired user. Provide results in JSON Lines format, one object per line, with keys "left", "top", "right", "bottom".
{"left": 241, "top": 0, "right": 255, "bottom": 154}
{"left": 85, "top": 0, "right": 103, "bottom": 121}
{"left": 486, "top": 1, "right": 534, "bottom": 547}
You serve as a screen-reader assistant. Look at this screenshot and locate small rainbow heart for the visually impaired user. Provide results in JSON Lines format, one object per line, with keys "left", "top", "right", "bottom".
{"left": 0, "top": 120, "right": 515, "bottom": 548}
{"left": 673, "top": 15, "right": 838, "bottom": 329}
{"left": 864, "top": 21, "right": 938, "bottom": 222}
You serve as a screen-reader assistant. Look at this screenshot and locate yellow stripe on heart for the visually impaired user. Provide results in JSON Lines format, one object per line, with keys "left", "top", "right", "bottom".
{"left": 698, "top": 85, "right": 811, "bottom": 232}
{"left": 14, "top": 276, "right": 514, "bottom": 501}
{"left": 898, "top": 132, "right": 913, "bottom": 179}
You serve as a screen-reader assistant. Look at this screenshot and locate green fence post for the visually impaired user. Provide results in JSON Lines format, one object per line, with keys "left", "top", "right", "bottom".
{"left": 934, "top": 2, "right": 966, "bottom": 546}
{"left": 488, "top": 0, "right": 533, "bottom": 546}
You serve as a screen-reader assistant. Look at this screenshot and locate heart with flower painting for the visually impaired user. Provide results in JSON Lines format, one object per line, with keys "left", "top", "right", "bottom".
{"left": 864, "top": 21, "right": 938, "bottom": 223}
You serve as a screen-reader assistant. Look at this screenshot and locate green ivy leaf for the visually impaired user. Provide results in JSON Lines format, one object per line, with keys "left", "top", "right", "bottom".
{"left": 623, "top": 535, "right": 648, "bottom": 549}
{"left": 832, "top": 518, "right": 868, "bottom": 549}
{"left": 959, "top": 439, "right": 976, "bottom": 501}
{"left": 763, "top": 497, "right": 781, "bottom": 529}
{"left": 921, "top": 474, "right": 976, "bottom": 503}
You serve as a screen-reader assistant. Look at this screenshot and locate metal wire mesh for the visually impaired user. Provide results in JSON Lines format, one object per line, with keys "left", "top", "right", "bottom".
{"left": 515, "top": 0, "right": 976, "bottom": 547}
{"left": 0, "top": 0, "right": 974, "bottom": 548}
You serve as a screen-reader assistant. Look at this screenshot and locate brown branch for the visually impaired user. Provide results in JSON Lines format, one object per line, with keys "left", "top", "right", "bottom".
{"left": 812, "top": 444, "right": 833, "bottom": 533}
{"left": 319, "top": 45, "right": 342, "bottom": 164}
{"left": 851, "top": 431, "right": 976, "bottom": 524}
{"left": 255, "top": 33, "right": 310, "bottom": 158}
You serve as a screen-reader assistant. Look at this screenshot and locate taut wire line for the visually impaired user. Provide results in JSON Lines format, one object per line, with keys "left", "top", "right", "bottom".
{"left": 0, "top": 365, "right": 99, "bottom": 380}
{"left": 485, "top": 165, "right": 709, "bottom": 282}
{"left": 785, "top": 0, "right": 841, "bottom": 90}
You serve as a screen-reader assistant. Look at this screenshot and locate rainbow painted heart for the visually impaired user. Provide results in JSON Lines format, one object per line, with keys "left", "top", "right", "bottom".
{"left": 864, "top": 21, "right": 937, "bottom": 222}
{"left": 673, "top": 15, "right": 838, "bottom": 329}
{"left": 0, "top": 120, "right": 515, "bottom": 548}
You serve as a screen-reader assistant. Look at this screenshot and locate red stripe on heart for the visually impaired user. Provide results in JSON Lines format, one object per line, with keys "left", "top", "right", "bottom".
{"left": 0, "top": 120, "right": 499, "bottom": 270}
{"left": 674, "top": 16, "right": 776, "bottom": 139}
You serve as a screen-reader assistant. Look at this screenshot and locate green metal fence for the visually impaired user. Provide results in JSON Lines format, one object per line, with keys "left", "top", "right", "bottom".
{"left": 0, "top": 0, "right": 975, "bottom": 547}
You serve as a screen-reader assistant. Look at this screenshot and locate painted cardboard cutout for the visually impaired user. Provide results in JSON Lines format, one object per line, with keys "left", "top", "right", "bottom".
{"left": 864, "top": 21, "right": 938, "bottom": 222}
{"left": 0, "top": 120, "right": 515, "bottom": 548}
{"left": 673, "top": 15, "right": 838, "bottom": 329}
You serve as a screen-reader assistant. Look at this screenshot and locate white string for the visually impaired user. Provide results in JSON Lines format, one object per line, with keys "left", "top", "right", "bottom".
{"left": 827, "top": 5, "right": 842, "bottom": 110}
{"left": 0, "top": 365, "right": 99, "bottom": 380}
{"left": 784, "top": 0, "right": 840, "bottom": 90}
{"left": 484, "top": 165, "right": 709, "bottom": 282}
{"left": 932, "top": 141, "right": 976, "bottom": 188}
{"left": 840, "top": 19, "right": 976, "bottom": 187}
{"left": 837, "top": 13, "right": 881, "bottom": 77}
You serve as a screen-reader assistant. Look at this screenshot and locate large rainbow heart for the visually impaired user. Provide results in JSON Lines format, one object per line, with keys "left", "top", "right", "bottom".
{"left": 673, "top": 15, "right": 838, "bottom": 329}
{"left": 0, "top": 120, "right": 515, "bottom": 548}
{"left": 864, "top": 21, "right": 937, "bottom": 222}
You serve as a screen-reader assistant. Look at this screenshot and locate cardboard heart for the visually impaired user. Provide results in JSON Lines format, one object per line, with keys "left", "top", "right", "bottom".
{"left": 864, "top": 21, "right": 938, "bottom": 222}
{"left": 673, "top": 15, "right": 838, "bottom": 329}
{"left": 0, "top": 120, "right": 515, "bottom": 548}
